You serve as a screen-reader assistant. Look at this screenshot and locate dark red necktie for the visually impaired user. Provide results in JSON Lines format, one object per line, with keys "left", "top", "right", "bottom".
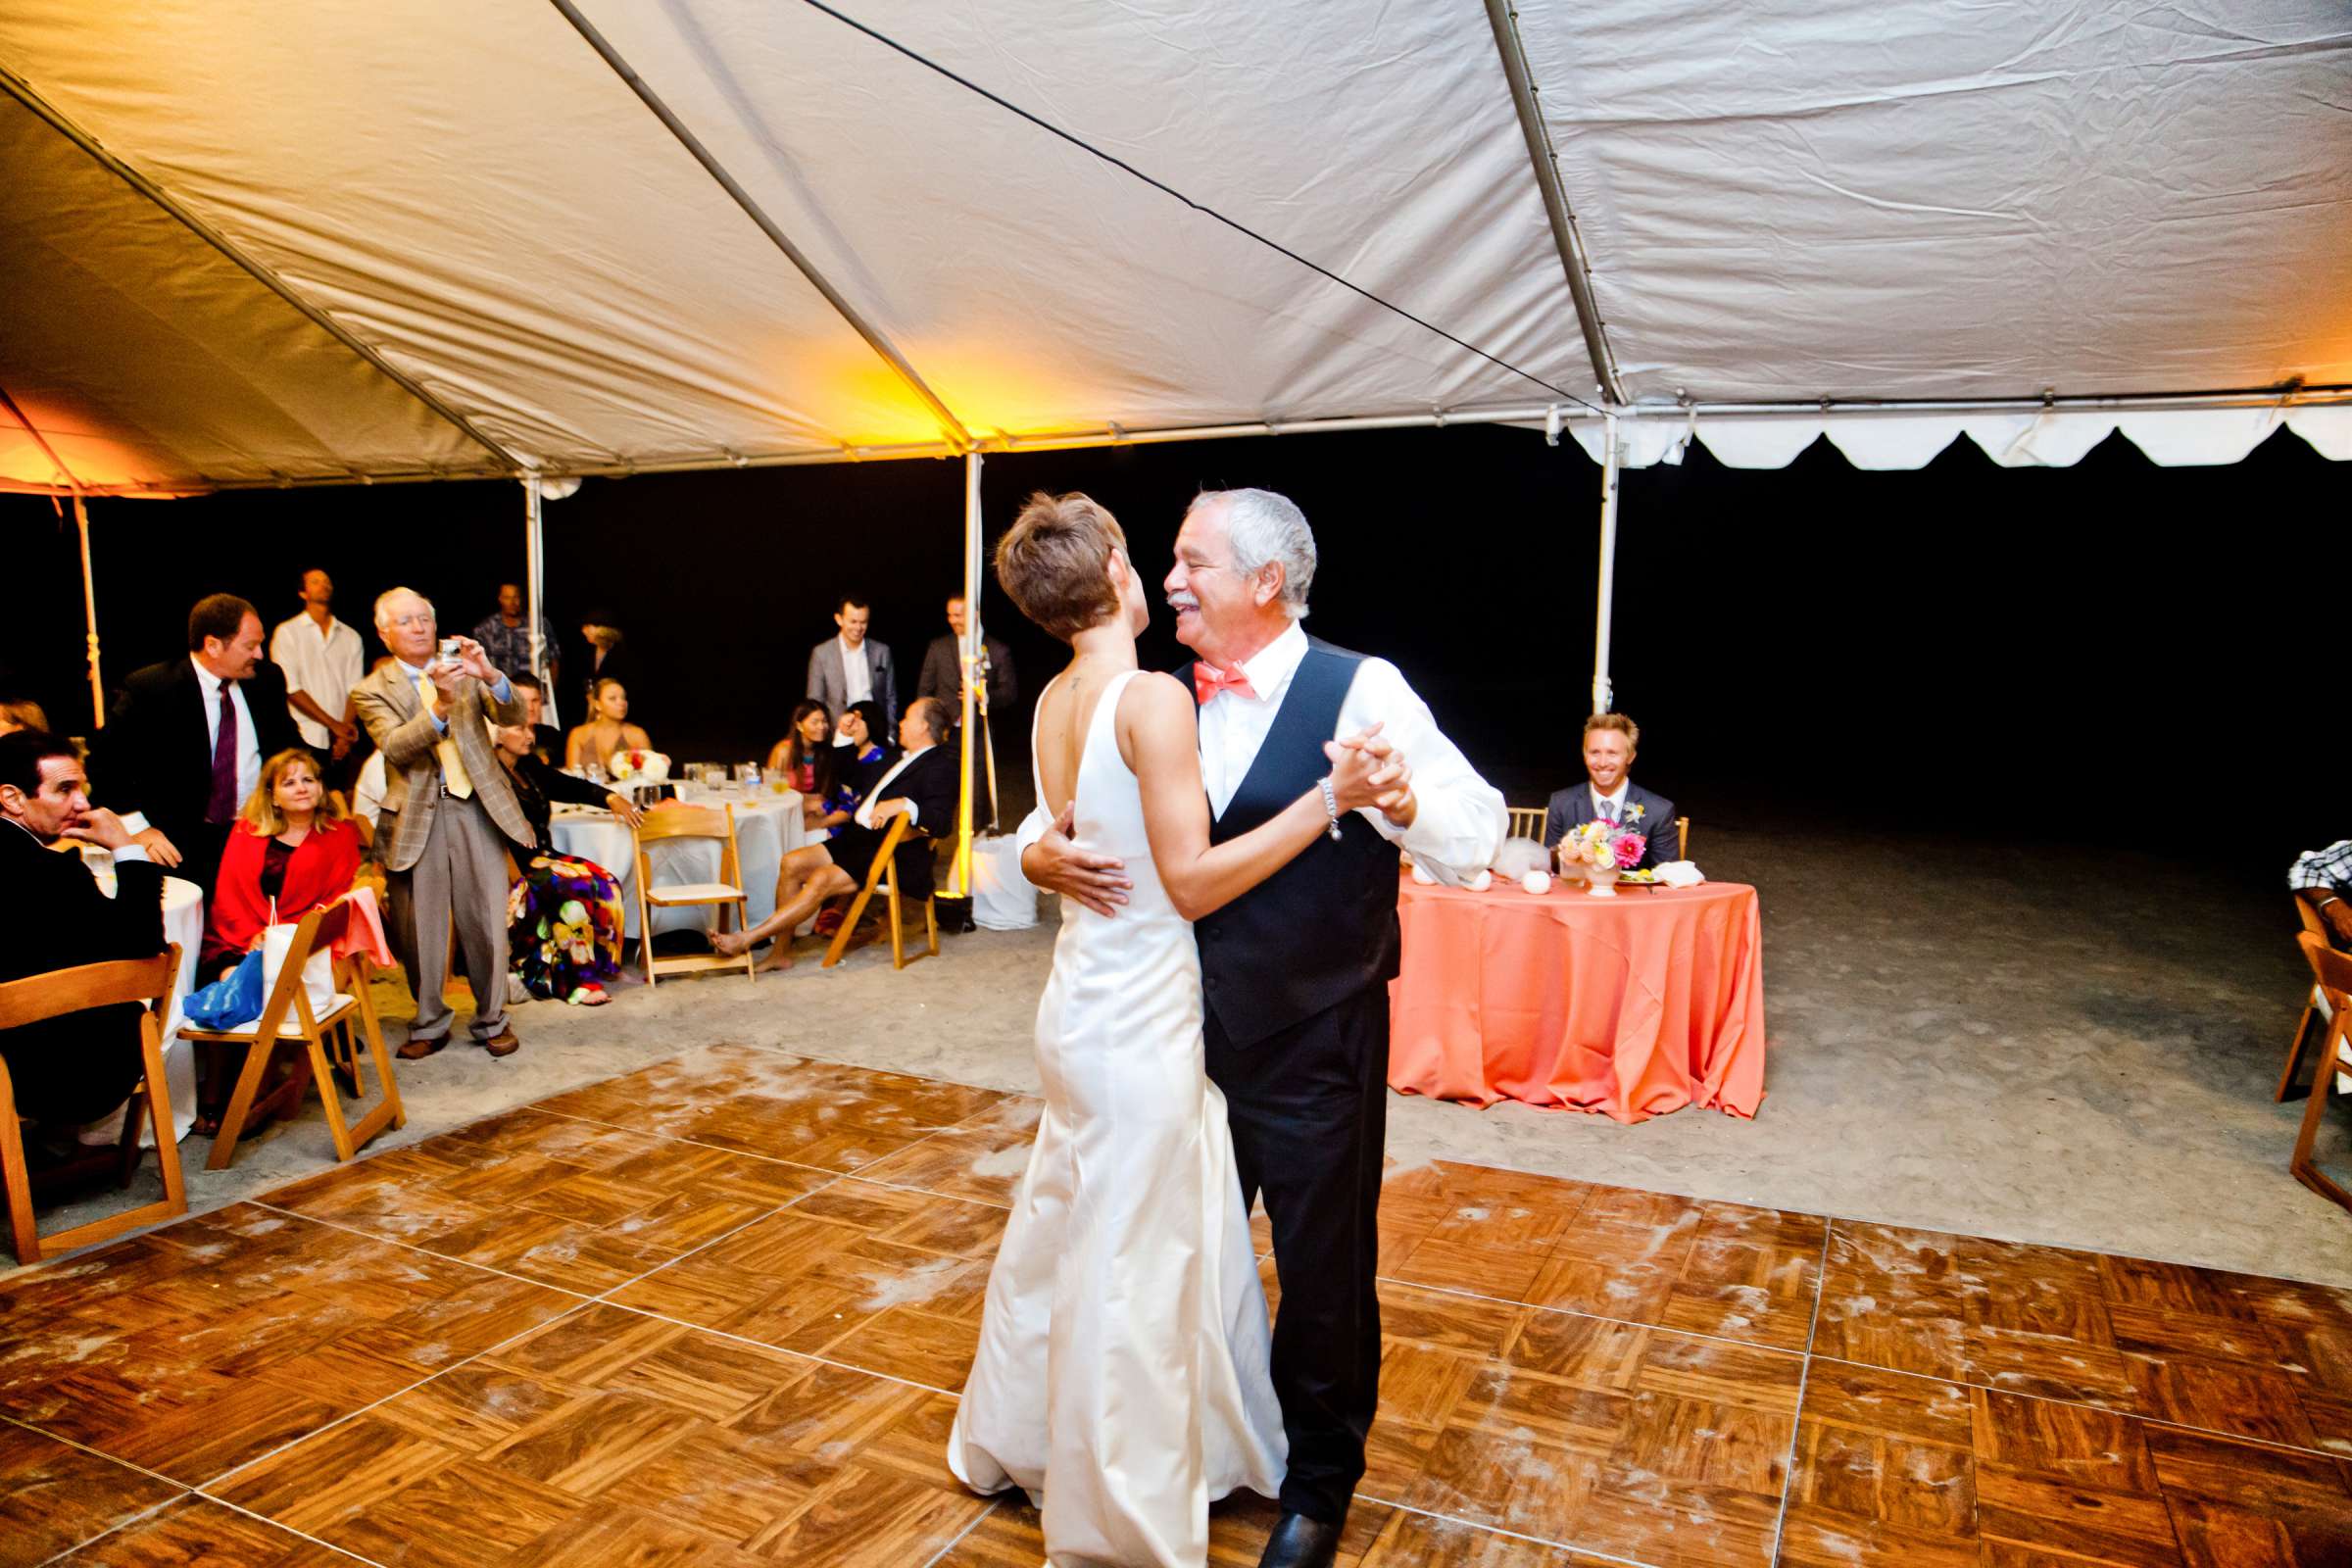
{"left": 206, "top": 682, "right": 239, "bottom": 823}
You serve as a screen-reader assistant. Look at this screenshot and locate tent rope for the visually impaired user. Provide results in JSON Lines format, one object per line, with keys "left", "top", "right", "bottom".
{"left": 798, "top": 0, "right": 1602, "bottom": 414}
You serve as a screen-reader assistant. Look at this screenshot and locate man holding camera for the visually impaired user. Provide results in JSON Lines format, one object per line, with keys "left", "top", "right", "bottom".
{"left": 355, "top": 587, "right": 533, "bottom": 1058}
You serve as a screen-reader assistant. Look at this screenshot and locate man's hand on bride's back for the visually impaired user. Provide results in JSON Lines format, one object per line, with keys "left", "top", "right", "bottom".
{"left": 1023, "top": 803, "right": 1133, "bottom": 917}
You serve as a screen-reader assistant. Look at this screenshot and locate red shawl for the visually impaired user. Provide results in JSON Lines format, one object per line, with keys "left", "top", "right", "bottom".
{"left": 204, "top": 819, "right": 362, "bottom": 972}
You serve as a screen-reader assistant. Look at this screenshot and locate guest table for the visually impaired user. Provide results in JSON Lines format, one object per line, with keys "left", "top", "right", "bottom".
{"left": 550, "top": 787, "right": 807, "bottom": 940}
{"left": 1388, "top": 872, "right": 1767, "bottom": 1123}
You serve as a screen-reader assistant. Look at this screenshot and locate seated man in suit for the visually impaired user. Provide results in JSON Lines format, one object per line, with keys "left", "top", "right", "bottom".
{"left": 1544, "top": 711, "right": 1678, "bottom": 872}
{"left": 0, "top": 730, "right": 167, "bottom": 1142}
{"left": 99, "top": 593, "right": 300, "bottom": 903}
{"left": 714, "top": 697, "right": 958, "bottom": 970}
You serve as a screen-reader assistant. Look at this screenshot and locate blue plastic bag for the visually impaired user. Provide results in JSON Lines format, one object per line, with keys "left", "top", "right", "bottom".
{"left": 184, "top": 949, "right": 264, "bottom": 1030}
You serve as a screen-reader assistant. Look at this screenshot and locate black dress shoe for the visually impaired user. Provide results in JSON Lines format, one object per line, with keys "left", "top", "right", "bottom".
{"left": 1257, "top": 1511, "right": 1343, "bottom": 1568}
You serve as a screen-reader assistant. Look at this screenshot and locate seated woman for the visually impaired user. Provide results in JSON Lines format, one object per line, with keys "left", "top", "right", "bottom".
{"left": 766, "top": 700, "right": 850, "bottom": 833}
{"left": 203, "top": 749, "right": 362, "bottom": 983}
{"left": 493, "top": 720, "right": 640, "bottom": 1004}
{"left": 198, "top": 748, "right": 362, "bottom": 1135}
{"left": 834, "top": 699, "right": 897, "bottom": 806}
{"left": 564, "top": 676, "right": 652, "bottom": 771}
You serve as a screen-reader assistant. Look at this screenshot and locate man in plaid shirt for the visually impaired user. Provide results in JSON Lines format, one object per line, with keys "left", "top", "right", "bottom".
{"left": 470, "top": 584, "right": 561, "bottom": 711}
{"left": 2289, "top": 840, "right": 2352, "bottom": 949}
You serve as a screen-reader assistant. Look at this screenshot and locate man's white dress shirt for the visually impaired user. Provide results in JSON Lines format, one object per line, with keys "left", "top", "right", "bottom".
{"left": 1018, "top": 622, "right": 1502, "bottom": 888}
{"left": 833, "top": 636, "right": 874, "bottom": 747}
{"left": 191, "top": 655, "right": 262, "bottom": 808}
{"left": 855, "top": 744, "right": 934, "bottom": 829}
{"left": 1590, "top": 780, "right": 1631, "bottom": 821}
{"left": 270, "top": 612, "right": 364, "bottom": 749}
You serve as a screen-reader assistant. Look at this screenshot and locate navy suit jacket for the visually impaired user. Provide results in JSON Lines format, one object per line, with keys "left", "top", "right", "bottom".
{"left": 99, "top": 657, "right": 298, "bottom": 851}
{"left": 1543, "top": 780, "right": 1679, "bottom": 870}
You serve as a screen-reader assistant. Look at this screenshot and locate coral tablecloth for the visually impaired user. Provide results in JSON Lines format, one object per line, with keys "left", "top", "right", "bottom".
{"left": 1388, "top": 874, "right": 1767, "bottom": 1122}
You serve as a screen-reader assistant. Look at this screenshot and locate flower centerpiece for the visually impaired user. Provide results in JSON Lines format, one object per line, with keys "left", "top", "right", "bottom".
{"left": 1559, "top": 807, "right": 1647, "bottom": 896}
{"left": 610, "top": 749, "right": 669, "bottom": 791}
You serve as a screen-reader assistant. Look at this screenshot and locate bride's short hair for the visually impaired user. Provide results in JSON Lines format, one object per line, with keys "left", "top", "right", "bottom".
{"left": 996, "top": 491, "right": 1128, "bottom": 641}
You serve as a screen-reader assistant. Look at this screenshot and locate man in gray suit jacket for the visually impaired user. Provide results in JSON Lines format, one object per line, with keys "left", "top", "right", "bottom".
{"left": 1544, "top": 711, "right": 1679, "bottom": 872}
{"left": 354, "top": 587, "right": 533, "bottom": 1059}
{"left": 805, "top": 595, "right": 897, "bottom": 737}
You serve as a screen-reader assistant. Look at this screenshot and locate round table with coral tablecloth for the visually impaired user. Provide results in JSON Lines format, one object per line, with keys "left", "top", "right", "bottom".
{"left": 1387, "top": 872, "right": 1768, "bottom": 1123}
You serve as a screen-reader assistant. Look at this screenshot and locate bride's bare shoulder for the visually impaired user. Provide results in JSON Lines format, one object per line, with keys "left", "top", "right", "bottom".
{"left": 1119, "top": 669, "right": 1194, "bottom": 720}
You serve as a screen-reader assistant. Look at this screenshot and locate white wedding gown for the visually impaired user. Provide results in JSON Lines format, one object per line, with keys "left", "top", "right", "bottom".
{"left": 950, "top": 670, "right": 1285, "bottom": 1567}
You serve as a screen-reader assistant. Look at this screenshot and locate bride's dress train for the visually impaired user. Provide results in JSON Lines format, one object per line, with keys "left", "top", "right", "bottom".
{"left": 949, "top": 669, "right": 1284, "bottom": 1567}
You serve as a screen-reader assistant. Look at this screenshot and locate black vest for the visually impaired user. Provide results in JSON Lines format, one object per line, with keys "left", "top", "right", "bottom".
{"left": 1189, "top": 639, "right": 1402, "bottom": 1048}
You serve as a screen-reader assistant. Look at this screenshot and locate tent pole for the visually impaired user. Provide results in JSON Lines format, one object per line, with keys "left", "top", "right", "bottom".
{"left": 75, "top": 495, "right": 104, "bottom": 731}
{"left": 523, "top": 474, "right": 546, "bottom": 704}
{"left": 955, "top": 451, "right": 983, "bottom": 899}
{"left": 1592, "top": 413, "right": 1619, "bottom": 715}
{"left": 1483, "top": 0, "right": 1625, "bottom": 407}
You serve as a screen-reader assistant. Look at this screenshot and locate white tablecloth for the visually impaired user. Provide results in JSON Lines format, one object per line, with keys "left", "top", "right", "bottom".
{"left": 550, "top": 789, "right": 807, "bottom": 939}
{"left": 76, "top": 868, "right": 203, "bottom": 1146}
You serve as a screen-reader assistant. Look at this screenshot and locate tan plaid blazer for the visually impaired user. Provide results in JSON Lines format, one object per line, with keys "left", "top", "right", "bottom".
{"left": 353, "top": 661, "right": 533, "bottom": 872}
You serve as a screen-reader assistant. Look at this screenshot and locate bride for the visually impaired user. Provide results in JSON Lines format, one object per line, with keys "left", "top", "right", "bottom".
{"left": 949, "top": 492, "right": 1389, "bottom": 1567}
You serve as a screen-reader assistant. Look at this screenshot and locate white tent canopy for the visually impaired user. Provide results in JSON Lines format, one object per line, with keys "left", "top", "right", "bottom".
{"left": 3, "top": 0, "right": 2348, "bottom": 495}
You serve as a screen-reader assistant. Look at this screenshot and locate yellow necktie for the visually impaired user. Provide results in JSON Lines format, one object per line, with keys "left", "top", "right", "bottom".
{"left": 416, "top": 669, "right": 472, "bottom": 799}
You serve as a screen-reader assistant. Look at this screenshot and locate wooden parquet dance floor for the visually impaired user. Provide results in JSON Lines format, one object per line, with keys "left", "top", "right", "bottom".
{"left": 5, "top": 1043, "right": 2349, "bottom": 1566}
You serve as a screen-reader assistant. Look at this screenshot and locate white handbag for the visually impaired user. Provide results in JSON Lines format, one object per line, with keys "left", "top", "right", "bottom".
{"left": 261, "top": 914, "right": 340, "bottom": 1020}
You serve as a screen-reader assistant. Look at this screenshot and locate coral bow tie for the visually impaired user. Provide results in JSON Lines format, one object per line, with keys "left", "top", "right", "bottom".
{"left": 1193, "top": 663, "right": 1258, "bottom": 706}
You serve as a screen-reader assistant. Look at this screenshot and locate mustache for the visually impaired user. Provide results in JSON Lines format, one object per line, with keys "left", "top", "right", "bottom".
{"left": 1165, "top": 595, "right": 1199, "bottom": 611}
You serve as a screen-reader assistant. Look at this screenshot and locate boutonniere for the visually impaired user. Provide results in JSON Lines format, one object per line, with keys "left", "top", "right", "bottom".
{"left": 1627, "top": 804, "right": 1645, "bottom": 821}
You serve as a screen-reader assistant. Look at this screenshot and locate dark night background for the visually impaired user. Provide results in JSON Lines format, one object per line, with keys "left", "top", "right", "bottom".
{"left": 6, "top": 421, "right": 2340, "bottom": 882}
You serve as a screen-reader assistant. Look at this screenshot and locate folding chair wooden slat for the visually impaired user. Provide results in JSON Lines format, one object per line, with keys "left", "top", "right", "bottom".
{"left": 2290, "top": 932, "right": 2352, "bottom": 1215}
{"left": 631, "top": 802, "right": 758, "bottom": 986}
{"left": 821, "top": 813, "right": 939, "bottom": 971}
{"left": 181, "top": 900, "right": 404, "bottom": 1171}
{"left": 1504, "top": 806, "right": 1546, "bottom": 842}
{"left": 0, "top": 946, "right": 186, "bottom": 1264}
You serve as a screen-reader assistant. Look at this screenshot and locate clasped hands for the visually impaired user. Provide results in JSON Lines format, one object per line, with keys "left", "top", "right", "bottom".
{"left": 1031, "top": 723, "right": 1415, "bottom": 918}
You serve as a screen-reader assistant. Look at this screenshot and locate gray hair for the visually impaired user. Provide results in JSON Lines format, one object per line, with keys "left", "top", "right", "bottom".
{"left": 1197, "top": 488, "right": 1315, "bottom": 620}
{"left": 372, "top": 586, "right": 435, "bottom": 633}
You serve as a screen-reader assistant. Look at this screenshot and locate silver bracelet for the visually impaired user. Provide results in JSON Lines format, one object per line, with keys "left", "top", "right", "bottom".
{"left": 2323, "top": 895, "right": 2344, "bottom": 910}
{"left": 1317, "top": 776, "right": 1345, "bottom": 841}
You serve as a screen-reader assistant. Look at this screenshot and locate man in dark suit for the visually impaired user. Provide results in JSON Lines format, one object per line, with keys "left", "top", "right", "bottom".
{"left": 914, "top": 594, "right": 1016, "bottom": 831}
{"left": 1544, "top": 710, "right": 1679, "bottom": 871}
{"left": 713, "top": 698, "right": 958, "bottom": 970}
{"left": 804, "top": 595, "right": 897, "bottom": 736}
{"left": 0, "top": 730, "right": 167, "bottom": 1133}
{"left": 98, "top": 593, "right": 299, "bottom": 904}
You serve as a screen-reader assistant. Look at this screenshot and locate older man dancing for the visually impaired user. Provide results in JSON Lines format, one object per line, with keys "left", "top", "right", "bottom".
{"left": 355, "top": 587, "right": 534, "bottom": 1058}
{"left": 1022, "top": 488, "right": 1502, "bottom": 1568}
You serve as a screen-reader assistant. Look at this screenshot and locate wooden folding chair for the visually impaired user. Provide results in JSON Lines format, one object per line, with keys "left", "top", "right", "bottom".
{"left": 1679, "top": 816, "right": 1690, "bottom": 860}
{"left": 184, "top": 900, "right": 403, "bottom": 1171}
{"left": 1505, "top": 806, "right": 1546, "bottom": 841}
{"left": 822, "top": 813, "right": 939, "bottom": 971}
{"left": 2279, "top": 896, "right": 2337, "bottom": 1101}
{"left": 0, "top": 947, "right": 186, "bottom": 1264}
{"left": 631, "top": 802, "right": 757, "bottom": 986}
{"left": 2289, "top": 933, "right": 2352, "bottom": 1214}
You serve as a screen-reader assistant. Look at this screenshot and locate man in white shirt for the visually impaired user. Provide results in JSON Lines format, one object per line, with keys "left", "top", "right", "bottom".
{"left": 1542, "top": 711, "right": 1679, "bottom": 872}
{"left": 714, "top": 698, "right": 959, "bottom": 969}
{"left": 270, "top": 566, "right": 365, "bottom": 780}
{"left": 804, "top": 596, "right": 898, "bottom": 744}
{"left": 1018, "top": 488, "right": 1502, "bottom": 1568}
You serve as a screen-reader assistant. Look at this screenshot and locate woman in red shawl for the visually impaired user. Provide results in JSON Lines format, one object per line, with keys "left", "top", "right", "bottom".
{"left": 202, "top": 748, "right": 361, "bottom": 981}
